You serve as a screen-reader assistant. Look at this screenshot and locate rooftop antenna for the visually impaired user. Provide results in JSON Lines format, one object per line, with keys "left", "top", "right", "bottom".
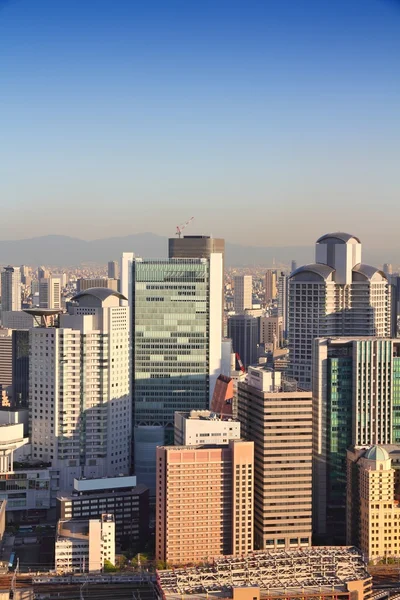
{"left": 176, "top": 216, "right": 194, "bottom": 238}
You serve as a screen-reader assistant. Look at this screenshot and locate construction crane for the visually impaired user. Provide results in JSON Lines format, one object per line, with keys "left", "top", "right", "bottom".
{"left": 176, "top": 216, "right": 194, "bottom": 238}
{"left": 235, "top": 352, "right": 246, "bottom": 373}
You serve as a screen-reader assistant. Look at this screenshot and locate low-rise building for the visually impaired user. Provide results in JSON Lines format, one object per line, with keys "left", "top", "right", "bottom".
{"left": 57, "top": 475, "right": 149, "bottom": 550}
{"left": 174, "top": 410, "right": 240, "bottom": 446}
{"left": 156, "top": 547, "right": 372, "bottom": 600}
{"left": 55, "top": 514, "right": 115, "bottom": 573}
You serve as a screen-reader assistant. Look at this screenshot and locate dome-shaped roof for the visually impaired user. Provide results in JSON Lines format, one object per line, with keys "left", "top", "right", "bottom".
{"left": 365, "top": 446, "right": 389, "bottom": 462}
{"left": 316, "top": 232, "right": 361, "bottom": 244}
{"left": 72, "top": 288, "right": 128, "bottom": 303}
{"left": 289, "top": 263, "right": 335, "bottom": 281}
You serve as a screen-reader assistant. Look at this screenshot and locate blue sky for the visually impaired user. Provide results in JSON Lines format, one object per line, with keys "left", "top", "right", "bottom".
{"left": 0, "top": 0, "right": 399, "bottom": 247}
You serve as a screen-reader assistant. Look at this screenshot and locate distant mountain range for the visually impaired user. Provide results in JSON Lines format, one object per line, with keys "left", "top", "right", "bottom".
{"left": 0, "top": 233, "right": 394, "bottom": 268}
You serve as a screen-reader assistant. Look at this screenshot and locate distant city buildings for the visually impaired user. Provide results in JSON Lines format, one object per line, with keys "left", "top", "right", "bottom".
{"left": 264, "top": 270, "right": 277, "bottom": 304}
{"left": 1, "top": 266, "right": 21, "bottom": 312}
{"left": 238, "top": 367, "right": 312, "bottom": 550}
{"left": 156, "top": 439, "right": 254, "bottom": 564}
{"left": 288, "top": 232, "right": 392, "bottom": 389}
{"left": 259, "top": 316, "right": 283, "bottom": 349}
{"left": 234, "top": 275, "right": 252, "bottom": 313}
{"left": 76, "top": 277, "right": 118, "bottom": 292}
{"left": 228, "top": 314, "right": 259, "bottom": 368}
{"left": 108, "top": 260, "right": 119, "bottom": 280}
{"left": 39, "top": 275, "right": 62, "bottom": 309}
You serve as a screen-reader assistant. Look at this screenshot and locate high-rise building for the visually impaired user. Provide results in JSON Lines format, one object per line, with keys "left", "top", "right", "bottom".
{"left": 291, "top": 260, "right": 297, "bottom": 273}
{"left": 238, "top": 367, "right": 313, "bottom": 551}
{"left": 174, "top": 409, "right": 241, "bottom": 446}
{"left": 383, "top": 263, "right": 393, "bottom": 276}
{"left": 259, "top": 316, "right": 283, "bottom": 348}
{"left": 12, "top": 330, "right": 29, "bottom": 407}
{"left": 228, "top": 314, "right": 259, "bottom": 368}
{"left": 169, "top": 236, "right": 225, "bottom": 329}
{"left": 234, "top": 276, "right": 252, "bottom": 314}
{"left": 313, "top": 337, "right": 400, "bottom": 541}
{"left": 288, "top": 232, "right": 392, "bottom": 390}
{"left": 347, "top": 445, "right": 400, "bottom": 562}
{"left": 37, "top": 266, "right": 49, "bottom": 280}
{"left": 39, "top": 276, "right": 62, "bottom": 309}
{"left": 168, "top": 235, "right": 225, "bottom": 260}
{"left": 30, "top": 288, "right": 131, "bottom": 491}
{"left": 120, "top": 252, "right": 134, "bottom": 308}
{"left": 277, "top": 272, "right": 288, "bottom": 336}
{"left": 0, "top": 329, "right": 12, "bottom": 396}
{"left": 156, "top": 439, "right": 253, "bottom": 564}
{"left": 265, "top": 270, "right": 277, "bottom": 304}
{"left": 76, "top": 278, "right": 118, "bottom": 293}
{"left": 1, "top": 311, "right": 35, "bottom": 330}
{"left": 1, "top": 267, "right": 21, "bottom": 312}
{"left": 132, "top": 255, "right": 223, "bottom": 492}
{"left": 108, "top": 260, "right": 119, "bottom": 280}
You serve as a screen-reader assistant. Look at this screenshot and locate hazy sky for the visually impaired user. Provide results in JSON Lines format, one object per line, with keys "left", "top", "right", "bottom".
{"left": 0, "top": 0, "right": 399, "bottom": 248}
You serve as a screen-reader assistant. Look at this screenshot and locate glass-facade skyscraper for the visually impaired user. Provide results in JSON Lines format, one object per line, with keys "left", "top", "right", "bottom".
{"left": 312, "top": 337, "right": 400, "bottom": 542}
{"left": 132, "top": 255, "right": 223, "bottom": 493}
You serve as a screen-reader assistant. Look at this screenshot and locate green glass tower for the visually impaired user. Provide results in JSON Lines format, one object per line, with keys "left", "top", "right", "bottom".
{"left": 131, "top": 256, "right": 223, "bottom": 493}
{"left": 313, "top": 337, "right": 400, "bottom": 543}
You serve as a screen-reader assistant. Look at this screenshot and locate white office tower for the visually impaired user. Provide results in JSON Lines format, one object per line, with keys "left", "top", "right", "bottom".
{"left": 288, "top": 232, "right": 392, "bottom": 389}
{"left": 30, "top": 288, "right": 131, "bottom": 492}
{"left": 1, "top": 266, "right": 21, "bottom": 312}
{"left": 39, "top": 276, "right": 62, "bottom": 309}
{"left": 120, "top": 252, "right": 134, "bottom": 307}
{"left": 233, "top": 275, "right": 252, "bottom": 313}
{"left": 132, "top": 255, "right": 223, "bottom": 493}
{"left": 277, "top": 272, "right": 288, "bottom": 337}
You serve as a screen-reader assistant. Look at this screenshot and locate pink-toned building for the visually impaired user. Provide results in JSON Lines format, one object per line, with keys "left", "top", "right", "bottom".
{"left": 156, "top": 439, "right": 254, "bottom": 565}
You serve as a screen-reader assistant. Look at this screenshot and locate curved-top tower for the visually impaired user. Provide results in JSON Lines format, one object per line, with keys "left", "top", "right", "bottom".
{"left": 288, "top": 232, "right": 392, "bottom": 389}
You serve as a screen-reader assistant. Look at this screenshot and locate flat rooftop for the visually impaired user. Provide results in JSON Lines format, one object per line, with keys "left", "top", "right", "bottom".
{"left": 157, "top": 547, "right": 371, "bottom": 600}
{"left": 178, "top": 410, "right": 237, "bottom": 422}
{"left": 58, "top": 482, "right": 148, "bottom": 501}
{"left": 58, "top": 520, "right": 89, "bottom": 541}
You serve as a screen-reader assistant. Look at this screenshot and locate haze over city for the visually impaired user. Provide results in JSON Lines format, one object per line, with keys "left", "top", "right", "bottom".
{"left": 1, "top": 0, "right": 400, "bottom": 247}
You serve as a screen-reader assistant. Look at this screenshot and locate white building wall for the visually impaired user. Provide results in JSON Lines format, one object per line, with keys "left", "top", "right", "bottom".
{"left": 174, "top": 412, "right": 240, "bottom": 446}
{"left": 30, "top": 296, "right": 131, "bottom": 492}
{"left": 208, "top": 253, "right": 223, "bottom": 404}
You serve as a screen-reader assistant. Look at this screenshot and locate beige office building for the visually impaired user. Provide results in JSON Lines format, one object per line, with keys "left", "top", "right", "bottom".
{"left": 259, "top": 316, "right": 283, "bottom": 348}
{"left": 234, "top": 275, "right": 252, "bottom": 314}
{"left": 238, "top": 367, "right": 312, "bottom": 550}
{"left": 39, "top": 276, "right": 62, "bottom": 309}
{"left": 156, "top": 439, "right": 254, "bottom": 565}
{"left": 265, "top": 269, "right": 277, "bottom": 304}
{"left": 76, "top": 278, "right": 118, "bottom": 292}
{"left": 347, "top": 445, "right": 400, "bottom": 561}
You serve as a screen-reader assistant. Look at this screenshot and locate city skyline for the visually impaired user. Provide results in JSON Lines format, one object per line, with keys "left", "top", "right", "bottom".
{"left": 0, "top": 0, "right": 399, "bottom": 245}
